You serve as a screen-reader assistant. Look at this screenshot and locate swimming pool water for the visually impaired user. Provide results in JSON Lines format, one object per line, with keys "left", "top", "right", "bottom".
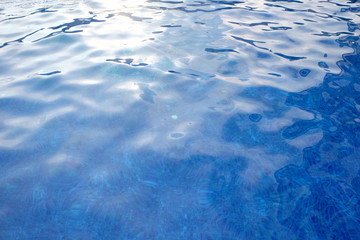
{"left": 0, "top": 0, "right": 360, "bottom": 239}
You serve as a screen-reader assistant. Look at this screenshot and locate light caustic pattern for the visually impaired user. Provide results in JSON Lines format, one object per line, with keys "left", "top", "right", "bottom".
{"left": 0, "top": 0, "right": 360, "bottom": 239}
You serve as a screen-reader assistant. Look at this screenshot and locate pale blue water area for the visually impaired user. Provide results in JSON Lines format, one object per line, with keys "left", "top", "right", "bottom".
{"left": 0, "top": 0, "right": 360, "bottom": 239}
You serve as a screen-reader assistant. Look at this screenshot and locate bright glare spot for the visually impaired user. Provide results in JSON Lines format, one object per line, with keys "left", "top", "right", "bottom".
{"left": 116, "top": 82, "right": 139, "bottom": 91}
{"left": 97, "top": 0, "right": 146, "bottom": 9}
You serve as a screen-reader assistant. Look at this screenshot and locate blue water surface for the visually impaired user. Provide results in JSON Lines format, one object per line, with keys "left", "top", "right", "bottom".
{"left": 0, "top": 0, "right": 360, "bottom": 239}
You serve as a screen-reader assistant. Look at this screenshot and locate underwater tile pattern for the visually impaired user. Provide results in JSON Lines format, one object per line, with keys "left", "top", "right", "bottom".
{"left": 0, "top": 0, "right": 360, "bottom": 239}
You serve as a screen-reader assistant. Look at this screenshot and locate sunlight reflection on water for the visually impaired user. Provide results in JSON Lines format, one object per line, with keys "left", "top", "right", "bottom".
{"left": 1, "top": 0, "right": 360, "bottom": 239}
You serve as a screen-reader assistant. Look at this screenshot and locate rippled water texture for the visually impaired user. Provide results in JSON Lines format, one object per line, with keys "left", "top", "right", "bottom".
{"left": 1, "top": 0, "right": 360, "bottom": 239}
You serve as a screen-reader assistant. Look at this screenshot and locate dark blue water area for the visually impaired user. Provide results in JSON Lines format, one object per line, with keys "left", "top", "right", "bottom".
{"left": 1, "top": 0, "right": 360, "bottom": 239}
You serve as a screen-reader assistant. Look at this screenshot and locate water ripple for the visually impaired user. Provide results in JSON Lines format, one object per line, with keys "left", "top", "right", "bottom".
{"left": 0, "top": 0, "right": 360, "bottom": 239}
